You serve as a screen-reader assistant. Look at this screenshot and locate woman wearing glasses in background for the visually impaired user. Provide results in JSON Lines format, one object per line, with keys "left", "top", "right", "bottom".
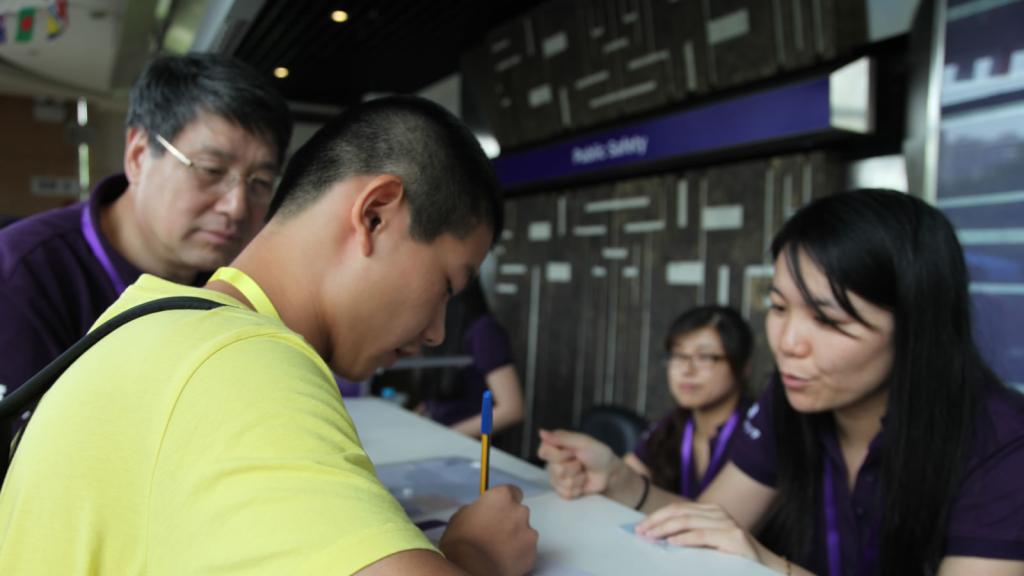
{"left": 539, "top": 305, "right": 754, "bottom": 507}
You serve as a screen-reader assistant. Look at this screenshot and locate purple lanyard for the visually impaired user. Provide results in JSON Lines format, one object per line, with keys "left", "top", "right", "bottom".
{"left": 80, "top": 204, "right": 126, "bottom": 295}
{"left": 823, "top": 457, "right": 878, "bottom": 576}
{"left": 824, "top": 458, "right": 842, "bottom": 576}
{"left": 679, "top": 410, "right": 739, "bottom": 498}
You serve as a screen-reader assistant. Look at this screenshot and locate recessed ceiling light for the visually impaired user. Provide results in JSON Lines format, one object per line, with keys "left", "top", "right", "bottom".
{"left": 331, "top": 10, "right": 349, "bottom": 23}
{"left": 273, "top": 67, "right": 290, "bottom": 79}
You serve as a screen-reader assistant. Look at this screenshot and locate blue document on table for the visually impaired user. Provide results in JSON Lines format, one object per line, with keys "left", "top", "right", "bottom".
{"left": 376, "top": 456, "right": 548, "bottom": 518}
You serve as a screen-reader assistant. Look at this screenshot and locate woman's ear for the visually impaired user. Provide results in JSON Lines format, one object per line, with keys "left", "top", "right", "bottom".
{"left": 351, "top": 175, "right": 405, "bottom": 257}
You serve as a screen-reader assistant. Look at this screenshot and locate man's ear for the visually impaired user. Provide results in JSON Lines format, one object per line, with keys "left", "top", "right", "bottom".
{"left": 351, "top": 175, "right": 405, "bottom": 257}
{"left": 124, "top": 127, "right": 150, "bottom": 184}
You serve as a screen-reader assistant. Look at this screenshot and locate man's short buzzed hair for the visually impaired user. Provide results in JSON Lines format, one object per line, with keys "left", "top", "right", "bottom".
{"left": 266, "top": 96, "right": 503, "bottom": 244}
{"left": 126, "top": 54, "right": 292, "bottom": 166}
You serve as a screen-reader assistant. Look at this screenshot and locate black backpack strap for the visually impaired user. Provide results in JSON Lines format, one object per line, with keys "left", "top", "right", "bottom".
{"left": 0, "top": 296, "right": 226, "bottom": 419}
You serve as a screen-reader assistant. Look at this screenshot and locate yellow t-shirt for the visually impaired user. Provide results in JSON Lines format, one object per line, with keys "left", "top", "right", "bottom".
{"left": 0, "top": 274, "right": 433, "bottom": 575}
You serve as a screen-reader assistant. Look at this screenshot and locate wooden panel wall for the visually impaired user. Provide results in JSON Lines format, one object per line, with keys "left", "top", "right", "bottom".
{"left": 466, "top": 0, "right": 868, "bottom": 149}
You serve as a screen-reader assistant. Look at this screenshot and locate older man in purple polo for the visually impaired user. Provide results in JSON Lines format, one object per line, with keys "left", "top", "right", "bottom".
{"left": 0, "top": 54, "right": 291, "bottom": 462}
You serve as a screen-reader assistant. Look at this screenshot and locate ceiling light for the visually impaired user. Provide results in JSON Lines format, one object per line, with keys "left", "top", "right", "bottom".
{"left": 273, "top": 67, "right": 290, "bottom": 79}
{"left": 331, "top": 10, "right": 349, "bottom": 23}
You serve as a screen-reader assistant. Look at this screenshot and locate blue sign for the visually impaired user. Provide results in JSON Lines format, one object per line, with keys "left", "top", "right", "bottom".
{"left": 493, "top": 77, "right": 832, "bottom": 189}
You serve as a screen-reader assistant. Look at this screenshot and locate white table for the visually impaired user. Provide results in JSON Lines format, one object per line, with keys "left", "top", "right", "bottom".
{"left": 346, "top": 398, "right": 774, "bottom": 576}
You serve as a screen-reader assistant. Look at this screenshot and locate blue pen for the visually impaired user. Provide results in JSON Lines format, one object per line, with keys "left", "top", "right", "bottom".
{"left": 480, "top": 390, "right": 493, "bottom": 494}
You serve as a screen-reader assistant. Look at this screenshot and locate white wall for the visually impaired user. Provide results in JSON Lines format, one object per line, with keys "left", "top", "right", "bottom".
{"left": 868, "top": 0, "right": 921, "bottom": 41}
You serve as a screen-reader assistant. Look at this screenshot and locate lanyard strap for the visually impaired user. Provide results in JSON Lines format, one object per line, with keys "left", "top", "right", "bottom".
{"left": 208, "top": 267, "right": 281, "bottom": 321}
{"left": 823, "top": 456, "right": 880, "bottom": 576}
{"left": 679, "top": 410, "right": 740, "bottom": 498}
{"left": 824, "top": 458, "right": 843, "bottom": 576}
{"left": 80, "top": 204, "right": 126, "bottom": 295}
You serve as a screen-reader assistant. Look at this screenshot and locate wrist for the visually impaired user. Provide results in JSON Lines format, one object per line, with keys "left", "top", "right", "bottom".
{"left": 757, "top": 546, "right": 791, "bottom": 575}
{"left": 606, "top": 459, "right": 642, "bottom": 504}
{"left": 439, "top": 539, "right": 497, "bottom": 576}
{"left": 633, "top": 476, "right": 651, "bottom": 510}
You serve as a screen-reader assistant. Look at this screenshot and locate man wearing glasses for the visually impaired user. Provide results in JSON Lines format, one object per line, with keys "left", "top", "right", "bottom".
{"left": 0, "top": 54, "right": 291, "bottom": 462}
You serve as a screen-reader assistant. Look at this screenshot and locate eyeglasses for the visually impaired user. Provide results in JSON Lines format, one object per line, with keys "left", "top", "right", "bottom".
{"left": 663, "top": 352, "right": 726, "bottom": 370}
{"left": 154, "top": 134, "right": 277, "bottom": 205}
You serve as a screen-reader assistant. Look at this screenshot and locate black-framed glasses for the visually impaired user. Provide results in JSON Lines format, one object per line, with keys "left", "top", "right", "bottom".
{"left": 154, "top": 134, "right": 277, "bottom": 205}
{"left": 663, "top": 352, "right": 726, "bottom": 370}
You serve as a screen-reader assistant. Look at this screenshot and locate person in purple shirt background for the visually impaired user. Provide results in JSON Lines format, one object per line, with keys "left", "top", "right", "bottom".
{"left": 543, "top": 189, "right": 1024, "bottom": 575}
{"left": 0, "top": 54, "right": 291, "bottom": 470}
{"left": 629, "top": 306, "right": 753, "bottom": 501}
{"left": 538, "top": 305, "right": 753, "bottom": 508}
{"left": 420, "top": 278, "right": 524, "bottom": 437}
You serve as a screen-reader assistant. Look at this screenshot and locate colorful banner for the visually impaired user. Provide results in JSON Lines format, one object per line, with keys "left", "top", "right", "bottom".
{"left": 15, "top": 6, "right": 33, "bottom": 43}
{"left": 0, "top": 3, "right": 69, "bottom": 44}
{"left": 46, "top": 3, "right": 64, "bottom": 39}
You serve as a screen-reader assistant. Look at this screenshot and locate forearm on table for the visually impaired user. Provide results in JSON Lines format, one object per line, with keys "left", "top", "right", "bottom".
{"left": 439, "top": 541, "right": 498, "bottom": 575}
{"left": 605, "top": 458, "right": 687, "bottom": 512}
{"left": 451, "top": 401, "right": 520, "bottom": 437}
{"left": 452, "top": 415, "right": 482, "bottom": 436}
{"left": 756, "top": 544, "right": 815, "bottom": 576}
{"left": 485, "top": 367, "right": 523, "bottom": 431}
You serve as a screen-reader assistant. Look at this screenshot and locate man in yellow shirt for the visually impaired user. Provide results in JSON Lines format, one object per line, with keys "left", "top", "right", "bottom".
{"left": 0, "top": 96, "right": 537, "bottom": 575}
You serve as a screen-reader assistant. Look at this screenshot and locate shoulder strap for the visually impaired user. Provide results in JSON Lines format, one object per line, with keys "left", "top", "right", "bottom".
{"left": 0, "top": 296, "right": 226, "bottom": 419}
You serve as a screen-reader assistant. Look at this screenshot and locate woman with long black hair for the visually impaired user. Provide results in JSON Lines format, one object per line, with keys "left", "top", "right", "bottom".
{"left": 540, "top": 189, "right": 1024, "bottom": 574}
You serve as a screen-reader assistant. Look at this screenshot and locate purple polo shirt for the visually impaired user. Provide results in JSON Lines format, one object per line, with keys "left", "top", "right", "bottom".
{"left": 0, "top": 175, "right": 140, "bottom": 408}
{"left": 633, "top": 399, "right": 751, "bottom": 498}
{"left": 425, "top": 315, "right": 513, "bottom": 425}
{"left": 732, "top": 378, "right": 1024, "bottom": 573}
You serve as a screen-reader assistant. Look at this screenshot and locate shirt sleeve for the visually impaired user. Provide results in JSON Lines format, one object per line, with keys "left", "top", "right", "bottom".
{"left": 0, "top": 282, "right": 71, "bottom": 398}
{"left": 945, "top": 404, "right": 1024, "bottom": 560}
{"left": 0, "top": 229, "right": 115, "bottom": 402}
{"left": 467, "top": 316, "right": 513, "bottom": 376}
{"left": 633, "top": 415, "right": 669, "bottom": 466}
{"left": 728, "top": 381, "right": 778, "bottom": 488}
{"left": 148, "top": 334, "right": 434, "bottom": 575}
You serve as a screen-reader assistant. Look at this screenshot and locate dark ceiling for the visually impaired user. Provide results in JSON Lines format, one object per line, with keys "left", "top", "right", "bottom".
{"left": 233, "top": 0, "right": 546, "bottom": 107}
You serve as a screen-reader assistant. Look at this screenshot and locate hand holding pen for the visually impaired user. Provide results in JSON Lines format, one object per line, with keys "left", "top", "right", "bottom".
{"left": 441, "top": 390, "right": 539, "bottom": 574}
